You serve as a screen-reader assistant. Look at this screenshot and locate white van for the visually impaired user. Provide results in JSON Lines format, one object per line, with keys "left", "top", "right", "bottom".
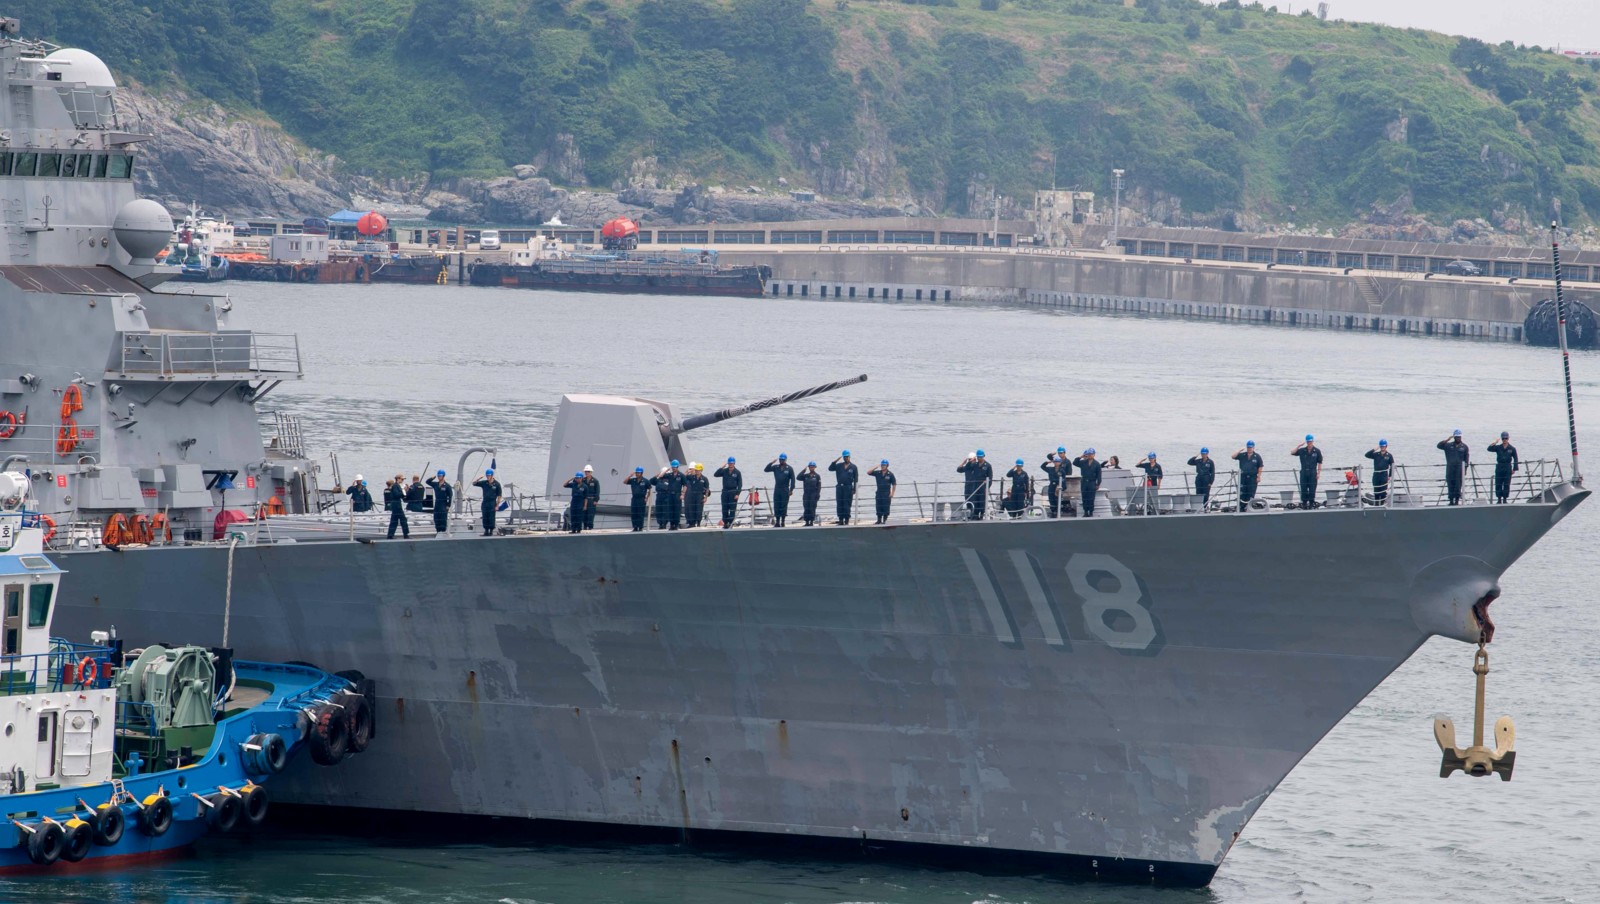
{"left": 479, "top": 229, "right": 501, "bottom": 250}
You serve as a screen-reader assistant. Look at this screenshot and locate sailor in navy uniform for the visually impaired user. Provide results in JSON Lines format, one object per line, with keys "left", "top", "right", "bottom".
{"left": 383, "top": 478, "right": 409, "bottom": 539}
{"left": 1232, "top": 442, "right": 1263, "bottom": 511}
{"left": 1290, "top": 435, "right": 1323, "bottom": 509}
{"left": 472, "top": 469, "right": 502, "bottom": 535}
{"left": 828, "top": 451, "right": 858, "bottom": 524}
{"left": 1041, "top": 447, "right": 1071, "bottom": 517}
{"left": 1135, "top": 453, "right": 1163, "bottom": 487}
{"left": 425, "top": 469, "right": 453, "bottom": 534}
{"left": 346, "top": 475, "right": 373, "bottom": 512}
{"left": 713, "top": 457, "right": 743, "bottom": 528}
{"left": 1072, "top": 449, "right": 1103, "bottom": 516}
{"left": 562, "top": 471, "right": 589, "bottom": 534}
{"left": 682, "top": 463, "right": 709, "bottom": 527}
{"left": 798, "top": 462, "right": 823, "bottom": 526}
{"left": 1187, "top": 448, "right": 1215, "bottom": 505}
{"left": 1364, "top": 440, "right": 1394, "bottom": 505}
{"left": 764, "top": 454, "right": 796, "bottom": 526}
{"left": 1004, "top": 459, "right": 1030, "bottom": 518}
{"left": 625, "top": 467, "right": 651, "bottom": 531}
{"left": 652, "top": 461, "right": 686, "bottom": 529}
{"left": 1437, "top": 430, "right": 1470, "bottom": 505}
{"left": 581, "top": 465, "right": 600, "bottom": 529}
{"left": 1488, "top": 432, "right": 1519, "bottom": 503}
{"left": 957, "top": 451, "right": 993, "bottom": 520}
{"left": 405, "top": 475, "right": 427, "bottom": 512}
{"left": 869, "top": 460, "right": 896, "bottom": 524}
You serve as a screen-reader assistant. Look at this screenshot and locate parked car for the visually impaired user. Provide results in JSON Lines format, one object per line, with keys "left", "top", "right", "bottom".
{"left": 1442, "top": 259, "right": 1482, "bottom": 276}
{"left": 480, "top": 229, "right": 502, "bottom": 250}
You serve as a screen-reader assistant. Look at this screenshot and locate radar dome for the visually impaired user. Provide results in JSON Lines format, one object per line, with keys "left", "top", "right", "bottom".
{"left": 42, "top": 49, "right": 117, "bottom": 88}
{"left": 113, "top": 199, "right": 174, "bottom": 264}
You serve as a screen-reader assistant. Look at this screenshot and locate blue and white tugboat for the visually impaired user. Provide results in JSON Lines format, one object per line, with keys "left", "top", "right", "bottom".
{"left": 0, "top": 470, "right": 372, "bottom": 870}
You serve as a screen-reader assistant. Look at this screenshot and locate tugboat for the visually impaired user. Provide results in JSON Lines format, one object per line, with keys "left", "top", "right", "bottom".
{"left": 165, "top": 203, "right": 233, "bottom": 283}
{"left": 0, "top": 470, "right": 373, "bottom": 869}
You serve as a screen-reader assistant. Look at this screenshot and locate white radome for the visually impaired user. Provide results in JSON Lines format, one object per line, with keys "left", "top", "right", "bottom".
{"left": 42, "top": 48, "right": 117, "bottom": 88}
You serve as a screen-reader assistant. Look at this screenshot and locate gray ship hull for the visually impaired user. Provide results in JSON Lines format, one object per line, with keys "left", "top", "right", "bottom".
{"left": 48, "top": 490, "right": 1585, "bottom": 885}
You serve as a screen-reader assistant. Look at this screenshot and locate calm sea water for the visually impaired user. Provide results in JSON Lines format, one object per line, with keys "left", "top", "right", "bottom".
{"left": 6, "top": 284, "right": 1596, "bottom": 903}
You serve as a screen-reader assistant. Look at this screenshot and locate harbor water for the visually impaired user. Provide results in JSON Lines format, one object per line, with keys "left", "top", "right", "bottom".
{"left": 6, "top": 284, "right": 1596, "bottom": 903}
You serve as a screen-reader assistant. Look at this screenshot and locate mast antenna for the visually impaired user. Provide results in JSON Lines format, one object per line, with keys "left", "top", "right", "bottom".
{"left": 1549, "top": 221, "right": 1582, "bottom": 486}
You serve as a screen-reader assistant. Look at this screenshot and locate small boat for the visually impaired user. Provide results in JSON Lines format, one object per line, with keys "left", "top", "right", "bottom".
{"left": 0, "top": 470, "right": 373, "bottom": 870}
{"left": 167, "top": 202, "right": 235, "bottom": 283}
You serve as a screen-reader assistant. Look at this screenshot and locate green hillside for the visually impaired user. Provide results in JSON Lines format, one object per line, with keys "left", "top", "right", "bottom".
{"left": 18, "top": 0, "right": 1600, "bottom": 226}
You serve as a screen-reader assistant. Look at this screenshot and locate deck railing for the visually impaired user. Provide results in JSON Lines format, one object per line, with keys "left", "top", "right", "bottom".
{"left": 113, "top": 330, "right": 302, "bottom": 379}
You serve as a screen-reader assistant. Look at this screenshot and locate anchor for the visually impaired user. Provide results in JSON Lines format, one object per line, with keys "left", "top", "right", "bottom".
{"left": 1433, "top": 641, "right": 1516, "bottom": 781}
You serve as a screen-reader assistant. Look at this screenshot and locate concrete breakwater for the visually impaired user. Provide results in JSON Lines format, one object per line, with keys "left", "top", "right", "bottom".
{"left": 720, "top": 247, "right": 1600, "bottom": 342}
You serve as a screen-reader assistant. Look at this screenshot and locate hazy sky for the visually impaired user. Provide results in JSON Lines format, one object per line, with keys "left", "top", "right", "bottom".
{"left": 1256, "top": 1, "right": 1600, "bottom": 49}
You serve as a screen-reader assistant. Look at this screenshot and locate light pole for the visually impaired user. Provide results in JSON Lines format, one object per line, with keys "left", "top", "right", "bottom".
{"left": 1110, "top": 168, "right": 1125, "bottom": 246}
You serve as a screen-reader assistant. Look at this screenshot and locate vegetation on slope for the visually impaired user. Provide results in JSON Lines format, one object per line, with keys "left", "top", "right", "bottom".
{"left": 18, "top": 0, "right": 1600, "bottom": 226}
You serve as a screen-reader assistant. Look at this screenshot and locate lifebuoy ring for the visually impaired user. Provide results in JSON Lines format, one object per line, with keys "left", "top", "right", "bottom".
{"left": 76, "top": 657, "right": 98, "bottom": 686}
{"left": 56, "top": 418, "right": 79, "bottom": 455}
{"left": 39, "top": 514, "right": 55, "bottom": 544}
{"left": 59, "top": 384, "right": 83, "bottom": 420}
{"left": 0, "top": 410, "right": 18, "bottom": 439}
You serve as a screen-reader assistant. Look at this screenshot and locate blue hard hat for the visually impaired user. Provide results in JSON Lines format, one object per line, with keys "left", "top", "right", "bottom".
{"left": 1501, "top": 431, "right": 1509, "bottom": 439}
{"left": 1305, "top": 434, "right": 1314, "bottom": 441}
{"left": 670, "top": 460, "right": 680, "bottom": 467}
{"left": 1379, "top": 439, "right": 1388, "bottom": 446}
{"left": 576, "top": 471, "right": 584, "bottom": 478}
{"left": 1085, "top": 447, "right": 1095, "bottom": 455}
{"left": 1148, "top": 452, "right": 1157, "bottom": 459}
{"left": 779, "top": 453, "right": 787, "bottom": 460}
{"left": 1200, "top": 447, "right": 1209, "bottom": 454}
{"left": 842, "top": 450, "right": 851, "bottom": 456}
{"left": 1246, "top": 440, "right": 1255, "bottom": 448}
{"left": 1015, "top": 458, "right": 1024, "bottom": 465}
{"left": 635, "top": 466, "right": 644, "bottom": 472}
{"left": 437, "top": 469, "right": 446, "bottom": 476}
{"left": 882, "top": 459, "right": 890, "bottom": 465}
{"left": 727, "top": 456, "right": 735, "bottom": 463}
{"left": 485, "top": 468, "right": 494, "bottom": 476}
{"left": 807, "top": 461, "right": 816, "bottom": 467}
{"left": 976, "top": 449, "right": 985, "bottom": 457}
{"left": 1057, "top": 446, "right": 1066, "bottom": 453}
{"left": 1453, "top": 429, "right": 1462, "bottom": 436}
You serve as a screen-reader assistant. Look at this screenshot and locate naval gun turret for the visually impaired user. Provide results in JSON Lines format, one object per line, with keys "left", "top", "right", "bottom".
{"left": 546, "top": 374, "right": 868, "bottom": 501}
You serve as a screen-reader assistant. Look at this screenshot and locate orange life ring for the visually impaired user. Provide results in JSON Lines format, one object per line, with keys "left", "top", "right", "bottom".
{"left": 59, "top": 385, "right": 83, "bottom": 420}
{"left": 76, "top": 657, "right": 97, "bottom": 686}
{"left": 0, "top": 410, "right": 18, "bottom": 440}
{"left": 56, "top": 418, "right": 79, "bottom": 455}
{"left": 40, "top": 514, "right": 55, "bottom": 544}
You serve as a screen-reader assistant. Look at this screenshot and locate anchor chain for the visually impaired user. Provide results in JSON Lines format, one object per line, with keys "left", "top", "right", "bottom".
{"left": 1433, "top": 640, "right": 1516, "bottom": 781}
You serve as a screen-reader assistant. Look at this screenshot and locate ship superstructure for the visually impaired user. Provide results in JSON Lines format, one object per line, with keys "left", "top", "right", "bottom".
{"left": 0, "top": 18, "right": 1589, "bottom": 889}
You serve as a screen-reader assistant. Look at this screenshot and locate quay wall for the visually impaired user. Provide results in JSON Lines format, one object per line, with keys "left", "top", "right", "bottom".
{"left": 717, "top": 249, "right": 1600, "bottom": 342}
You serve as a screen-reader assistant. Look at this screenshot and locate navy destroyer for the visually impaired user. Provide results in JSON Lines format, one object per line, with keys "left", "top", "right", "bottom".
{"left": 0, "top": 19, "right": 1589, "bottom": 887}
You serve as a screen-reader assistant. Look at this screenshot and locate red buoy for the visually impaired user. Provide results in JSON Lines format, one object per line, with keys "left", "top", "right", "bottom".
{"left": 356, "top": 211, "right": 388, "bottom": 237}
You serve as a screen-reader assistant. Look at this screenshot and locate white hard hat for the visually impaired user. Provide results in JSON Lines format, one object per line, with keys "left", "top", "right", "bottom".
{"left": 354, "top": 474, "right": 363, "bottom": 481}
{"left": 583, "top": 464, "right": 593, "bottom": 472}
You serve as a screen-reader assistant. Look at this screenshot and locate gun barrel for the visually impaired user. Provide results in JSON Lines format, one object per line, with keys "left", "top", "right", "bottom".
{"left": 677, "top": 374, "right": 868, "bottom": 434}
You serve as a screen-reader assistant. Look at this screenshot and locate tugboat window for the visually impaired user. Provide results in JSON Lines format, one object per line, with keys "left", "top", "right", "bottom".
{"left": 27, "top": 584, "right": 52, "bottom": 628}
{"left": 107, "top": 154, "right": 131, "bottom": 179}
{"left": 13, "top": 152, "right": 35, "bottom": 177}
{"left": 93, "top": 154, "right": 107, "bottom": 178}
{"left": 37, "top": 153, "right": 59, "bottom": 178}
